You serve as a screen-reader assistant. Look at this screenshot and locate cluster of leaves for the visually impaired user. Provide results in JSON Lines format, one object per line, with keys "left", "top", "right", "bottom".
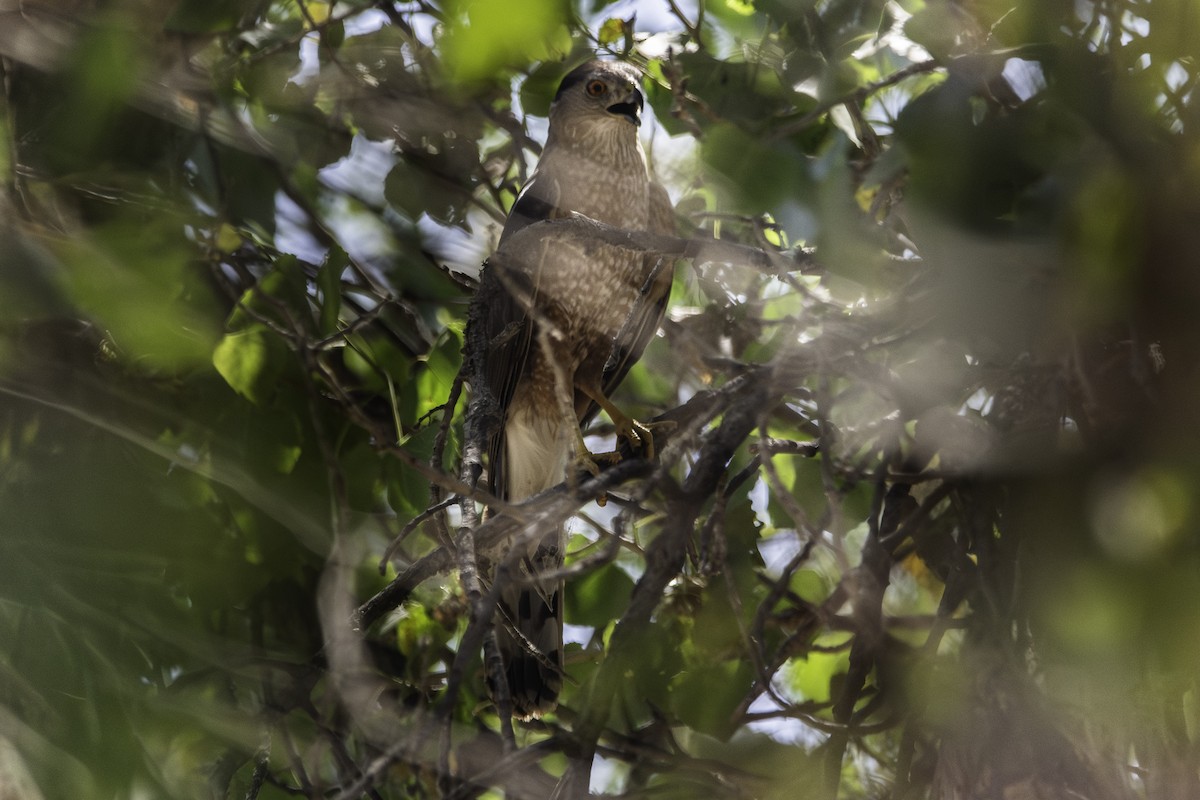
{"left": 2, "top": 0, "right": 1200, "bottom": 799}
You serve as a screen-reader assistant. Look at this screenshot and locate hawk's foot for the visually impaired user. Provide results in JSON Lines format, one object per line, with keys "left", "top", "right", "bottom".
{"left": 571, "top": 445, "right": 611, "bottom": 506}
{"left": 571, "top": 431, "right": 614, "bottom": 506}
{"left": 572, "top": 451, "right": 602, "bottom": 479}
{"left": 578, "top": 384, "right": 668, "bottom": 461}
{"left": 615, "top": 418, "right": 676, "bottom": 460}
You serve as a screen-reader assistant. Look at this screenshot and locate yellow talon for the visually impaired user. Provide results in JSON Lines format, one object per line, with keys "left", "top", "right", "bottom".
{"left": 616, "top": 418, "right": 676, "bottom": 460}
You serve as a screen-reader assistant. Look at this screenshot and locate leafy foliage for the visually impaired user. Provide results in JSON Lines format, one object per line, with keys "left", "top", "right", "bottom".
{"left": 1, "top": 1, "right": 1199, "bottom": 798}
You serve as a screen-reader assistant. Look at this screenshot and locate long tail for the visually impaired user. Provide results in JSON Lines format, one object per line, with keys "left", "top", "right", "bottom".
{"left": 495, "top": 412, "right": 570, "bottom": 718}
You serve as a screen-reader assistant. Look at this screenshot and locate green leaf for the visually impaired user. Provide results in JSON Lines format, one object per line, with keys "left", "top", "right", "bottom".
{"left": 518, "top": 59, "right": 568, "bottom": 118}
{"left": 414, "top": 331, "right": 463, "bottom": 421}
{"left": 565, "top": 562, "right": 634, "bottom": 627}
{"left": 323, "top": 19, "right": 346, "bottom": 51}
{"left": 345, "top": 332, "right": 411, "bottom": 395}
{"left": 341, "top": 438, "right": 385, "bottom": 511}
{"left": 704, "top": 0, "right": 766, "bottom": 38}
{"left": 903, "top": 1, "right": 973, "bottom": 61}
{"left": 767, "top": 453, "right": 829, "bottom": 531}
{"left": 396, "top": 602, "right": 442, "bottom": 656}
{"left": 227, "top": 255, "right": 308, "bottom": 330}
{"left": 786, "top": 633, "right": 852, "bottom": 704}
{"left": 165, "top": 0, "right": 248, "bottom": 32}
{"left": 597, "top": 17, "right": 627, "bottom": 46}
{"left": 440, "top": 0, "right": 571, "bottom": 86}
{"left": 317, "top": 247, "right": 347, "bottom": 336}
{"left": 675, "top": 52, "right": 789, "bottom": 126}
{"left": 702, "top": 121, "right": 812, "bottom": 213}
{"left": 387, "top": 426, "right": 443, "bottom": 515}
{"left": 789, "top": 568, "right": 831, "bottom": 604}
{"left": 54, "top": 219, "right": 220, "bottom": 369}
{"left": 210, "top": 146, "right": 280, "bottom": 234}
{"left": 669, "top": 659, "right": 754, "bottom": 740}
{"left": 385, "top": 136, "right": 481, "bottom": 228}
{"left": 212, "top": 326, "right": 285, "bottom": 404}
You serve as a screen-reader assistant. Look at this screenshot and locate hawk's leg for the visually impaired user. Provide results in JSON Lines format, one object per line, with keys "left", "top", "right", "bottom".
{"left": 533, "top": 322, "right": 606, "bottom": 490}
{"left": 571, "top": 425, "right": 603, "bottom": 477}
{"left": 577, "top": 382, "right": 658, "bottom": 460}
{"left": 568, "top": 419, "right": 613, "bottom": 507}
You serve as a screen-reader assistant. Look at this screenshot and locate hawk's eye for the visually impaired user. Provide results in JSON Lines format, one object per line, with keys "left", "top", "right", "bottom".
{"left": 585, "top": 80, "right": 606, "bottom": 97}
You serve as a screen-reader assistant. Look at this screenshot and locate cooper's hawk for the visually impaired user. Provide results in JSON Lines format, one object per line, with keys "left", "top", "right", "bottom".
{"left": 472, "top": 59, "right": 675, "bottom": 718}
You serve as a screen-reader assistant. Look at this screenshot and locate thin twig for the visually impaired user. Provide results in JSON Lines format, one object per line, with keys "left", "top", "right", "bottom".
{"left": 378, "top": 495, "right": 458, "bottom": 573}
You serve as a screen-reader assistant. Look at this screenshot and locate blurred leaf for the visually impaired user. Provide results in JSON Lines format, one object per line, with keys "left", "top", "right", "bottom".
{"left": 388, "top": 425, "right": 442, "bottom": 515}
{"left": 669, "top": 659, "right": 754, "bottom": 740}
{"left": 396, "top": 601, "right": 453, "bottom": 663}
{"left": 215, "top": 223, "right": 243, "bottom": 253}
{"left": 1039, "top": 563, "right": 1143, "bottom": 657}
{"left": 1064, "top": 165, "right": 1141, "bottom": 324}
{"left": 786, "top": 633, "right": 852, "bottom": 704}
{"left": 598, "top": 17, "right": 627, "bottom": 46}
{"left": 385, "top": 134, "right": 481, "bottom": 227}
{"left": 565, "top": 562, "right": 634, "bottom": 627}
{"left": 50, "top": 22, "right": 145, "bottom": 164}
{"left": 441, "top": 0, "right": 571, "bottom": 85}
{"left": 724, "top": 0, "right": 757, "bottom": 17}
{"left": 692, "top": 581, "right": 745, "bottom": 657}
{"left": 209, "top": 147, "right": 280, "bottom": 234}
{"left": 904, "top": 1, "right": 976, "bottom": 61}
{"left": 519, "top": 59, "right": 571, "bottom": 118}
{"left": 413, "top": 330, "right": 463, "bottom": 422}
{"left": 613, "top": 617, "right": 688, "bottom": 728}
{"left": 228, "top": 255, "right": 309, "bottom": 330}
{"left": 165, "top": 0, "right": 250, "bottom": 32}
{"left": 213, "top": 325, "right": 286, "bottom": 404}
{"left": 341, "top": 438, "right": 385, "bottom": 510}
{"left": 704, "top": 0, "right": 769, "bottom": 39}
{"left": 306, "top": 2, "right": 331, "bottom": 25}
{"left": 322, "top": 18, "right": 346, "bottom": 51}
{"left": 316, "top": 247, "right": 347, "bottom": 336}
{"left": 702, "top": 122, "right": 811, "bottom": 213}
{"left": 789, "top": 568, "right": 831, "bottom": 604}
{"left": 54, "top": 219, "right": 220, "bottom": 369}
{"left": 675, "top": 52, "right": 790, "bottom": 126}
{"left": 810, "top": 135, "right": 893, "bottom": 285}
{"left": 770, "top": 455, "right": 826, "bottom": 529}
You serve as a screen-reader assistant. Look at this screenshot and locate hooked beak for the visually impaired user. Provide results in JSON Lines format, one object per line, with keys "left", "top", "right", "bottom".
{"left": 606, "top": 88, "right": 643, "bottom": 127}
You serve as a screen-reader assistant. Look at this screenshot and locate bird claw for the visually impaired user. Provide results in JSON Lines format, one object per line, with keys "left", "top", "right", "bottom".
{"left": 571, "top": 419, "right": 676, "bottom": 508}
{"left": 572, "top": 452, "right": 609, "bottom": 506}
{"left": 617, "top": 419, "right": 676, "bottom": 460}
{"left": 573, "top": 452, "right": 599, "bottom": 476}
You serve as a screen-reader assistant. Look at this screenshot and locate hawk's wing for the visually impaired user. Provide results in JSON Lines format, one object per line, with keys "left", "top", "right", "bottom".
{"left": 579, "top": 179, "right": 676, "bottom": 427}
{"left": 482, "top": 173, "right": 564, "bottom": 499}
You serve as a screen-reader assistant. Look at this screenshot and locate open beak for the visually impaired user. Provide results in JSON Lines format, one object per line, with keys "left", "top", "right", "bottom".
{"left": 606, "top": 88, "right": 643, "bottom": 127}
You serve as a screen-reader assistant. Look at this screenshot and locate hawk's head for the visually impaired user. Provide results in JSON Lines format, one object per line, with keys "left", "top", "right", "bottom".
{"left": 551, "top": 60, "right": 644, "bottom": 131}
